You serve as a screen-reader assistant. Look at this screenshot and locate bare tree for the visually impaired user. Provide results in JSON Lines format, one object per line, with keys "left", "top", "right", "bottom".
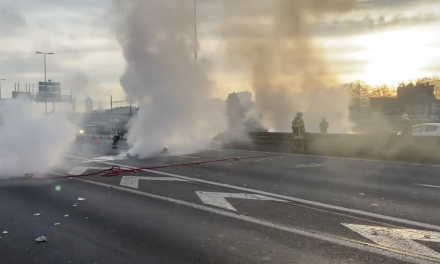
{"left": 370, "top": 84, "right": 396, "bottom": 98}
{"left": 345, "top": 81, "right": 370, "bottom": 107}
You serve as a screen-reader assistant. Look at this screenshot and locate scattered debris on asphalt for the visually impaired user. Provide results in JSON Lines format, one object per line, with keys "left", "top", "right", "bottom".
{"left": 2, "top": 231, "right": 8, "bottom": 234}
{"left": 54, "top": 223, "right": 60, "bottom": 226}
{"left": 78, "top": 198, "right": 85, "bottom": 201}
{"left": 35, "top": 236, "right": 47, "bottom": 242}
{"left": 64, "top": 215, "right": 69, "bottom": 217}
{"left": 34, "top": 213, "right": 40, "bottom": 216}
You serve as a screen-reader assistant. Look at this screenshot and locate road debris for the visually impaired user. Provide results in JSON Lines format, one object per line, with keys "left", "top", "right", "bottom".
{"left": 3, "top": 231, "right": 8, "bottom": 234}
{"left": 64, "top": 215, "right": 69, "bottom": 217}
{"left": 35, "top": 236, "right": 47, "bottom": 242}
{"left": 54, "top": 223, "right": 60, "bottom": 226}
{"left": 78, "top": 198, "right": 85, "bottom": 201}
{"left": 34, "top": 213, "right": 40, "bottom": 216}
{"left": 359, "top": 193, "right": 365, "bottom": 196}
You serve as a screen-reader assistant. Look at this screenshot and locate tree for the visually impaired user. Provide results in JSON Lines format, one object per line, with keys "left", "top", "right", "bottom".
{"left": 370, "top": 84, "right": 396, "bottom": 98}
{"left": 345, "top": 81, "right": 370, "bottom": 107}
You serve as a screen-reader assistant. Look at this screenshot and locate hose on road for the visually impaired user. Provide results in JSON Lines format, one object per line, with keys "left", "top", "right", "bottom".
{"left": 14, "top": 154, "right": 281, "bottom": 181}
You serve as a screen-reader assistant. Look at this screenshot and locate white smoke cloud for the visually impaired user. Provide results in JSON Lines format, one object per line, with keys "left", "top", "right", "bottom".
{"left": 0, "top": 98, "right": 76, "bottom": 178}
{"left": 114, "top": 0, "right": 226, "bottom": 158}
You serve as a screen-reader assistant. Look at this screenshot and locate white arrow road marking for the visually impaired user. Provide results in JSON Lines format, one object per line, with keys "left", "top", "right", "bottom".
{"left": 343, "top": 224, "right": 440, "bottom": 259}
{"left": 414, "top": 183, "right": 440, "bottom": 189}
{"left": 68, "top": 167, "right": 112, "bottom": 176}
{"left": 120, "top": 176, "right": 188, "bottom": 189}
{"left": 196, "top": 192, "right": 286, "bottom": 211}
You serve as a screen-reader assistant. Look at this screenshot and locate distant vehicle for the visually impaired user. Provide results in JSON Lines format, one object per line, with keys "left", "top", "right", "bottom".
{"left": 397, "top": 123, "right": 440, "bottom": 136}
{"left": 76, "top": 127, "right": 86, "bottom": 141}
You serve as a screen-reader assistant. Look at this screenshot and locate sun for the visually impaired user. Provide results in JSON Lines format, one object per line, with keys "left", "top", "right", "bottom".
{"left": 351, "top": 27, "right": 437, "bottom": 85}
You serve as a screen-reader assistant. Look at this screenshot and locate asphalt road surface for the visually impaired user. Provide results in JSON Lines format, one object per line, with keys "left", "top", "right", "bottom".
{"left": 1, "top": 140, "right": 440, "bottom": 264}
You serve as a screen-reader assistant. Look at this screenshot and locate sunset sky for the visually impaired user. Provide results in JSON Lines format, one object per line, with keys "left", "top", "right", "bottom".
{"left": 0, "top": 0, "right": 440, "bottom": 106}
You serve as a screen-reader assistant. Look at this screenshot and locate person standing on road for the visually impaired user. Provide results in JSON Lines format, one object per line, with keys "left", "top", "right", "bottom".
{"left": 401, "top": 114, "right": 412, "bottom": 136}
{"left": 292, "top": 112, "right": 305, "bottom": 136}
{"left": 319, "top": 117, "right": 329, "bottom": 133}
{"left": 112, "top": 119, "right": 121, "bottom": 149}
{"left": 292, "top": 112, "right": 306, "bottom": 150}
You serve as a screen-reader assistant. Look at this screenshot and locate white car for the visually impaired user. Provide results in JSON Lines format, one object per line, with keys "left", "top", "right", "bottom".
{"left": 397, "top": 123, "right": 440, "bottom": 136}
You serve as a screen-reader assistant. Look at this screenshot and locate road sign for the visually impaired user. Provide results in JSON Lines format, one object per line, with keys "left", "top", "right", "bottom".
{"left": 196, "top": 191, "right": 286, "bottom": 211}
{"left": 343, "top": 223, "right": 440, "bottom": 259}
{"left": 120, "top": 176, "right": 188, "bottom": 189}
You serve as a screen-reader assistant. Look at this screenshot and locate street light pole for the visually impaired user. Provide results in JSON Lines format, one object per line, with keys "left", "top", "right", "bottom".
{"left": 0, "top": 79, "right": 5, "bottom": 100}
{"left": 36, "top": 51, "right": 54, "bottom": 113}
{"left": 193, "top": 0, "right": 198, "bottom": 62}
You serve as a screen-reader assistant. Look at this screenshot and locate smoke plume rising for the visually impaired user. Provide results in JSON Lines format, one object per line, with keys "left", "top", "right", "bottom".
{"left": 113, "top": 0, "right": 226, "bottom": 158}
{"left": 222, "top": 0, "right": 357, "bottom": 132}
{"left": 0, "top": 98, "right": 76, "bottom": 178}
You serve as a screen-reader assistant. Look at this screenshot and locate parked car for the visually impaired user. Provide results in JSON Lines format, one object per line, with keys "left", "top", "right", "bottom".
{"left": 397, "top": 123, "right": 440, "bottom": 136}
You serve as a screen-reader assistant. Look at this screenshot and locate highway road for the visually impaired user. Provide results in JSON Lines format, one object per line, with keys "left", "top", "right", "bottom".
{"left": 1, "top": 139, "right": 440, "bottom": 264}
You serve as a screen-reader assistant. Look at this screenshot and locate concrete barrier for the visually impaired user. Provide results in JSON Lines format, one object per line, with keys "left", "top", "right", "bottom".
{"left": 223, "top": 132, "right": 440, "bottom": 164}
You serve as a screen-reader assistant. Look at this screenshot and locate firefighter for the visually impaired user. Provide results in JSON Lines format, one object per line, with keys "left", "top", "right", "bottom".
{"left": 319, "top": 117, "right": 329, "bottom": 133}
{"left": 292, "top": 112, "right": 305, "bottom": 136}
{"left": 292, "top": 112, "right": 305, "bottom": 150}
{"left": 401, "top": 114, "right": 412, "bottom": 136}
{"left": 112, "top": 119, "right": 121, "bottom": 149}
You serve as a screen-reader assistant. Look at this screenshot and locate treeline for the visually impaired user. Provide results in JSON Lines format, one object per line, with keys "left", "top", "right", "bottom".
{"left": 345, "top": 76, "right": 440, "bottom": 107}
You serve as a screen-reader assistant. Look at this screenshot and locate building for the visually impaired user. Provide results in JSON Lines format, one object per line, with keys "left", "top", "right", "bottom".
{"left": 369, "top": 83, "right": 440, "bottom": 120}
{"left": 85, "top": 97, "right": 93, "bottom": 112}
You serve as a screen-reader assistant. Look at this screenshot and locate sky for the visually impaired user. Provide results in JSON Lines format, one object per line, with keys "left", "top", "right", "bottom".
{"left": 1, "top": 0, "right": 440, "bottom": 109}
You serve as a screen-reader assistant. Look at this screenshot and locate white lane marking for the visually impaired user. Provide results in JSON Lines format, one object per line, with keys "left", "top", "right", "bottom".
{"left": 294, "top": 163, "right": 326, "bottom": 168}
{"left": 82, "top": 152, "right": 128, "bottom": 163}
{"left": 196, "top": 192, "right": 286, "bottom": 211}
{"left": 66, "top": 154, "right": 440, "bottom": 232}
{"left": 178, "top": 155, "right": 200, "bottom": 159}
{"left": 343, "top": 224, "right": 440, "bottom": 259}
{"left": 74, "top": 178, "right": 439, "bottom": 264}
{"left": 120, "top": 176, "right": 188, "bottom": 189}
{"left": 68, "top": 167, "right": 111, "bottom": 176}
{"left": 213, "top": 148, "right": 440, "bottom": 168}
{"left": 414, "top": 184, "right": 440, "bottom": 189}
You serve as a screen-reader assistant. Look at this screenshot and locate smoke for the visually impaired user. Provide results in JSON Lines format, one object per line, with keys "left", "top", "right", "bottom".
{"left": 113, "top": 0, "right": 226, "bottom": 158}
{"left": 0, "top": 98, "right": 76, "bottom": 178}
{"left": 62, "top": 72, "right": 112, "bottom": 110}
{"left": 221, "top": 0, "right": 357, "bottom": 133}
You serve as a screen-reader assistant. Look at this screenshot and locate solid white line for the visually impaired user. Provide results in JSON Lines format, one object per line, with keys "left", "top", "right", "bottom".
{"left": 414, "top": 184, "right": 440, "bottom": 189}
{"left": 66, "top": 154, "right": 440, "bottom": 233}
{"left": 213, "top": 148, "right": 440, "bottom": 168}
{"left": 73, "top": 177, "right": 440, "bottom": 264}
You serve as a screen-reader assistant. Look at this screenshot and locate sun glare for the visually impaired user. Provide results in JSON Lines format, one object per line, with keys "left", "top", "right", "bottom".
{"left": 352, "top": 28, "right": 437, "bottom": 85}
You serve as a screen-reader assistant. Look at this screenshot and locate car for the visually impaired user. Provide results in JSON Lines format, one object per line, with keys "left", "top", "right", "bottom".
{"left": 76, "top": 127, "right": 86, "bottom": 141}
{"left": 397, "top": 123, "right": 440, "bottom": 136}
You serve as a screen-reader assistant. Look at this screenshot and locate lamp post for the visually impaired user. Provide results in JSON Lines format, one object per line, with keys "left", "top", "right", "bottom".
{"left": 0, "top": 78, "right": 5, "bottom": 100}
{"left": 36, "top": 51, "right": 54, "bottom": 113}
{"left": 193, "top": 0, "right": 198, "bottom": 62}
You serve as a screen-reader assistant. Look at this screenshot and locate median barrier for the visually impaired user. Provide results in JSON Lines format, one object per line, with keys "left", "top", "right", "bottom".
{"left": 222, "top": 132, "right": 440, "bottom": 164}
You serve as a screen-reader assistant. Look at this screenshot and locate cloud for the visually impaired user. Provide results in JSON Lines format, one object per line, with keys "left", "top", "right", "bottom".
{"left": 357, "top": 0, "right": 440, "bottom": 10}
{"left": 316, "top": 13, "right": 440, "bottom": 37}
{"left": 0, "top": 8, "right": 26, "bottom": 36}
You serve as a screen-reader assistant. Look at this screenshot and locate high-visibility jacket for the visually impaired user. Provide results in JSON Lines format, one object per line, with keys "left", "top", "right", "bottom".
{"left": 292, "top": 117, "right": 305, "bottom": 136}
